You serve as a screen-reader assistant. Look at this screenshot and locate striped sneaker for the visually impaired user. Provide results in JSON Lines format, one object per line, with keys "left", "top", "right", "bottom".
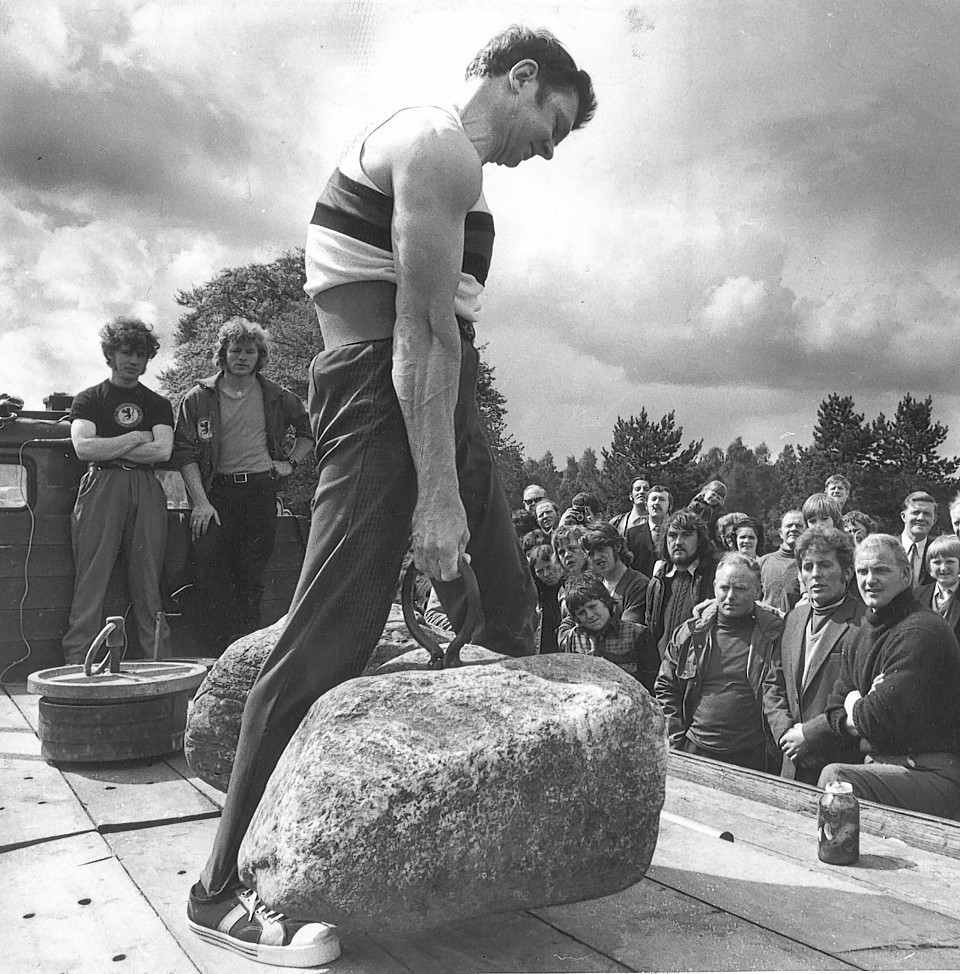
{"left": 188, "top": 884, "right": 340, "bottom": 968}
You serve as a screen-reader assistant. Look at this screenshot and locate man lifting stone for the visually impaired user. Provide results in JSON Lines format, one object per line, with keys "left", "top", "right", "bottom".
{"left": 187, "top": 26, "right": 596, "bottom": 967}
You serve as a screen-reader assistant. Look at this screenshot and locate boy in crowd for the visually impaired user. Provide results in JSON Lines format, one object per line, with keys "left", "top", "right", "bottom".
{"left": 824, "top": 474, "right": 851, "bottom": 511}
{"left": 781, "top": 494, "right": 846, "bottom": 611}
{"left": 580, "top": 520, "right": 648, "bottom": 623}
{"left": 842, "top": 510, "right": 876, "bottom": 545}
{"left": 528, "top": 543, "right": 565, "bottom": 654}
{"left": 553, "top": 523, "right": 590, "bottom": 577}
{"left": 559, "top": 572, "right": 655, "bottom": 687}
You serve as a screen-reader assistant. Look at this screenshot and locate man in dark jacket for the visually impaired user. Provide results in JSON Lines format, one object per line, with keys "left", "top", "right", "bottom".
{"left": 766, "top": 526, "right": 865, "bottom": 783}
{"left": 819, "top": 534, "right": 960, "bottom": 818}
{"left": 654, "top": 552, "right": 789, "bottom": 772}
{"left": 173, "top": 318, "right": 313, "bottom": 654}
{"left": 645, "top": 508, "right": 720, "bottom": 658}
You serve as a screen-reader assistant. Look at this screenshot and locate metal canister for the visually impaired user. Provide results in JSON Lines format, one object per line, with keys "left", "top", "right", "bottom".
{"left": 818, "top": 781, "right": 860, "bottom": 864}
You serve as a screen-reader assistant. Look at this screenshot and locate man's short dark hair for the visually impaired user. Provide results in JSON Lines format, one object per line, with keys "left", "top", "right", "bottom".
{"left": 903, "top": 490, "right": 938, "bottom": 512}
{"left": 794, "top": 525, "right": 855, "bottom": 575}
{"left": 563, "top": 571, "right": 615, "bottom": 617}
{"left": 527, "top": 543, "right": 557, "bottom": 568}
{"left": 465, "top": 25, "right": 596, "bottom": 129}
{"left": 647, "top": 484, "right": 673, "bottom": 510}
{"left": 660, "top": 509, "right": 713, "bottom": 564}
{"left": 581, "top": 519, "right": 632, "bottom": 565}
{"left": 521, "top": 529, "right": 550, "bottom": 552}
{"left": 512, "top": 508, "right": 539, "bottom": 537}
{"left": 99, "top": 317, "right": 160, "bottom": 364}
{"left": 571, "top": 491, "right": 601, "bottom": 516}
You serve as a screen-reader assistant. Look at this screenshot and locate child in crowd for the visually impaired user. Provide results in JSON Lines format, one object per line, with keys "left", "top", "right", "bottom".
{"left": 841, "top": 510, "right": 876, "bottom": 545}
{"left": 801, "top": 492, "right": 843, "bottom": 530}
{"left": 527, "top": 543, "right": 564, "bottom": 654}
{"left": 553, "top": 523, "right": 590, "bottom": 577}
{"left": 559, "top": 572, "right": 657, "bottom": 690}
{"left": 580, "top": 520, "right": 648, "bottom": 623}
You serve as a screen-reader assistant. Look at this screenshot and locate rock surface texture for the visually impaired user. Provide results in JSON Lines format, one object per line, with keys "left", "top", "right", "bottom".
{"left": 239, "top": 654, "right": 667, "bottom": 932}
{"left": 184, "top": 607, "right": 452, "bottom": 791}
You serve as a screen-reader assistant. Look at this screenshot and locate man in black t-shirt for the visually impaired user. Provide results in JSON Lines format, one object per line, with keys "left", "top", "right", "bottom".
{"left": 62, "top": 318, "right": 174, "bottom": 664}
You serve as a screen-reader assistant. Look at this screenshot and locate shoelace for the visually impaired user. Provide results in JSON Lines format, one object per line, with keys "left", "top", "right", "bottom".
{"left": 239, "top": 888, "right": 286, "bottom": 925}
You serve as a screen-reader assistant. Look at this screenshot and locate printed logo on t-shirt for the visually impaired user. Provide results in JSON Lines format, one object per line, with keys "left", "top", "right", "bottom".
{"left": 197, "top": 419, "right": 213, "bottom": 441}
{"left": 114, "top": 403, "right": 144, "bottom": 428}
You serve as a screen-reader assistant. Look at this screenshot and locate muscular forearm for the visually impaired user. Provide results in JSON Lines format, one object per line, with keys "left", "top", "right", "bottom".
{"left": 393, "top": 314, "right": 461, "bottom": 504}
{"left": 120, "top": 440, "right": 169, "bottom": 463}
{"left": 180, "top": 462, "right": 211, "bottom": 509}
{"left": 74, "top": 430, "right": 150, "bottom": 462}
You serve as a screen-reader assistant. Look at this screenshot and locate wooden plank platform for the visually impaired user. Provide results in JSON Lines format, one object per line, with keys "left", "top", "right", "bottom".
{"left": 7, "top": 677, "right": 960, "bottom": 973}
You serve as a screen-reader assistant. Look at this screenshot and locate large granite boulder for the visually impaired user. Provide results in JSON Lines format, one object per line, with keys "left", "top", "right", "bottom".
{"left": 239, "top": 654, "right": 667, "bottom": 933}
{"left": 184, "top": 606, "right": 452, "bottom": 792}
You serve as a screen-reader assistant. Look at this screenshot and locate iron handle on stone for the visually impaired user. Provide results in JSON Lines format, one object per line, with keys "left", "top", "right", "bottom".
{"left": 401, "top": 556, "right": 481, "bottom": 669}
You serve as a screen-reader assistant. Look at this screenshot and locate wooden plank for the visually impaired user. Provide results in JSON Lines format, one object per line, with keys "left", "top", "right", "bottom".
{"left": 669, "top": 750, "right": 960, "bottom": 860}
{"left": 108, "top": 819, "right": 408, "bottom": 974}
{"left": 671, "top": 749, "right": 960, "bottom": 854}
{"left": 534, "top": 876, "right": 853, "bottom": 972}
{"left": 164, "top": 751, "right": 226, "bottom": 809}
{"left": 59, "top": 753, "right": 221, "bottom": 832}
{"left": 110, "top": 818, "right": 634, "bottom": 974}
{"left": 0, "top": 688, "right": 94, "bottom": 850}
{"left": 5, "top": 830, "right": 199, "bottom": 973}
{"left": 665, "top": 776, "right": 960, "bottom": 925}
{"left": 6, "top": 684, "right": 219, "bottom": 831}
{"left": 650, "top": 814, "right": 960, "bottom": 968}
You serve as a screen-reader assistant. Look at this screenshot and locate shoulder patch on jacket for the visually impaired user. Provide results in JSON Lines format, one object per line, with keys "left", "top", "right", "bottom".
{"left": 197, "top": 419, "right": 213, "bottom": 441}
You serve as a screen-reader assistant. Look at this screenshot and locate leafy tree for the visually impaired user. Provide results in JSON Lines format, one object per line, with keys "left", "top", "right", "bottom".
{"left": 600, "top": 410, "right": 703, "bottom": 510}
{"left": 476, "top": 348, "right": 526, "bottom": 505}
{"left": 161, "top": 252, "right": 526, "bottom": 515}
{"left": 522, "top": 452, "right": 563, "bottom": 509}
{"left": 557, "top": 447, "right": 605, "bottom": 512}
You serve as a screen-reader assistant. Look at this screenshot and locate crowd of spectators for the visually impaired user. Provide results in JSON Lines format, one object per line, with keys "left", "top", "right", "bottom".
{"left": 504, "top": 472, "right": 960, "bottom": 820}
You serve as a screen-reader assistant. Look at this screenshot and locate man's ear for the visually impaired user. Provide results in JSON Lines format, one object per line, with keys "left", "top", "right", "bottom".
{"left": 508, "top": 59, "right": 540, "bottom": 92}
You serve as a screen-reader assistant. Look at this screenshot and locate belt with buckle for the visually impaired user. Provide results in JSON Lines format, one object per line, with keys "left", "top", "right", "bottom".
{"left": 213, "top": 471, "right": 275, "bottom": 486}
{"left": 93, "top": 461, "right": 149, "bottom": 471}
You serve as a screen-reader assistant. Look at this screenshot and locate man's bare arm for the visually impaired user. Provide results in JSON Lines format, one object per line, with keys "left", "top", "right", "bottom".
{"left": 389, "top": 121, "right": 481, "bottom": 581}
{"left": 71, "top": 418, "right": 153, "bottom": 462}
{"left": 121, "top": 424, "right": 174, "bottom": 464}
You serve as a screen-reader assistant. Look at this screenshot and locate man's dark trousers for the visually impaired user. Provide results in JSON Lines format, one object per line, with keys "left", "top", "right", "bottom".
{"left": 191, "top": 475, "right": 278, "bottom": 654}
{"left": 200, "top": 332, "right": 537, "bottom": 896}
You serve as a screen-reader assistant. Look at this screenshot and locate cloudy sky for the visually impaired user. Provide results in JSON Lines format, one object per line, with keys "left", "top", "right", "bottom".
{"left": 3, "top": 0, "right": 960, "bottom": 464}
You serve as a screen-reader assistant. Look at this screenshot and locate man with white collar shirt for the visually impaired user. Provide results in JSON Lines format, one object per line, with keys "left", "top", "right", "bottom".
{"left": 626, "top": 484, "right": 672, "bottom": 577}
{"left": 900, "top": 490, "right": 939, "bottom": 587}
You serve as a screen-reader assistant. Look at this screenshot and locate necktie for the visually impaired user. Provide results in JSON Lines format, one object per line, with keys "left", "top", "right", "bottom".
{"left": 909, "top": 543, "right": 920, "bottom": 584}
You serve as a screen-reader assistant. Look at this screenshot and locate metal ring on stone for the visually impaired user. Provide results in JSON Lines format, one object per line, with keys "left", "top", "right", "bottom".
{"left": 401, "top": 556, "right": 481, "bottom": 669}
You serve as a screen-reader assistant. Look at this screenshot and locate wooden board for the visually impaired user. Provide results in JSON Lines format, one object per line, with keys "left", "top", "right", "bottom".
{"left": 669, "top": 749, "right": 960, "bottom": 860}
{"left": 6, "top": 830, "right": 199, "bottom": 974}
{"left": 5, "top": 685, "right": 219, "bottom": 830}
{"left": 665, "top": 776, "right": 960, "bottom": 918}
{"left": 0, "top": 689, "right": 94, "bottom": 851}
{"left": 109, "top": 819, "right": 634, "bottom": 974}
{"left": 649, "top": 814, "right": 960, "bottom": 969}
{"left": 534, "top": 876, "right": 853, "bottom": 972}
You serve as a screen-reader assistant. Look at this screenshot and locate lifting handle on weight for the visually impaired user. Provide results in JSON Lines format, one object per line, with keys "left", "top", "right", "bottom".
{"left": 401, "top": 556, "right": 481, "bottom": 669}
{"left": 83, "top": 616, "right": 126, "bottom": 677}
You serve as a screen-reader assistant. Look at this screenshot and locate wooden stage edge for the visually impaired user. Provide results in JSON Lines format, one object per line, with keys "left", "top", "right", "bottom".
{"left": 669, "top": 749, "right": 960, "bottom": 861}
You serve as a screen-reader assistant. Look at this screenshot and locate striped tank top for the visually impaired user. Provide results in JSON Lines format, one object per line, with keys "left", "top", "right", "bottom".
{"left": 304, "top": 106, "right": 494, "bottom": 323}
